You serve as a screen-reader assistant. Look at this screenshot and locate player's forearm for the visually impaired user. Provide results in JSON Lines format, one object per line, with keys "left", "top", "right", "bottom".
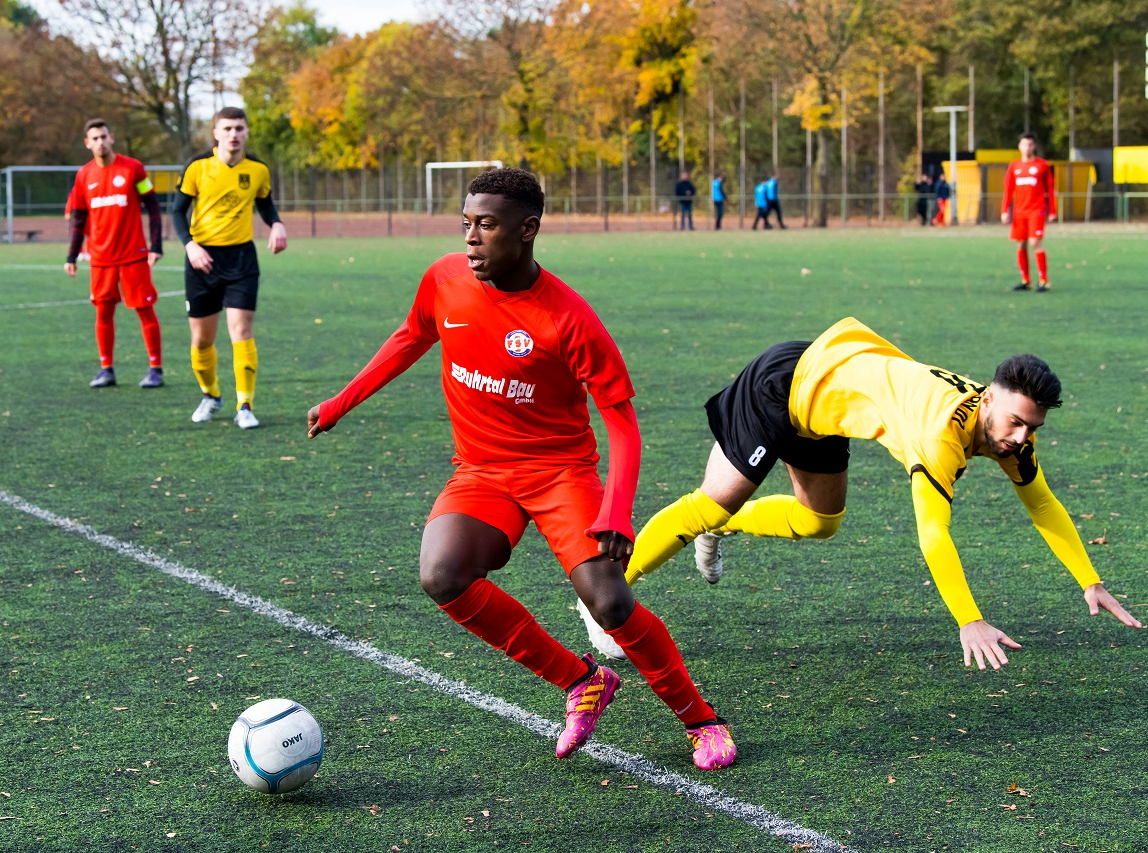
{"left": 1013, "top": 472, "right": 1101, "bottom": 589}
{"left": 912, "top": 473, "right": 983, "bottom": 625}
{"left": 586, "top": 399, "right": 640, "bottom": 541}
{"left": 255, "top": 194, "right": 282, "bottom": 227}
{"left": 143, "top": 192, "right": 163, "bottom": 255}
{"left": 318, "top": 323, "right": 435, "bottom": 429}
{"left": 171, "top": 191, "right": 194, "bottom": 245}
{"left": 66, "top": 210, "right": 88, "bottom": 263}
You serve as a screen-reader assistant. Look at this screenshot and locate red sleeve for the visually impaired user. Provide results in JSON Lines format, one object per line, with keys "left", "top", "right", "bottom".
{"left": 559, "top": 298, "right": 635, "bottom": 409}
{"left": 585, "top": 399, "right": 640, "bottom": 541}
{"left": 1045, "top": 164, "right": 1057, "bottom": 217}
{"left": 1001, "top": 165, "right": 1014, "bottom": 215}
{"left": 317, "top": 270, "right": 440, "bottom": 429}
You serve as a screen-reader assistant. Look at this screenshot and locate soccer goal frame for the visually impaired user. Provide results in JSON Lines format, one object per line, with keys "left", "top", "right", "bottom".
{"left": 2, "top": 164, "right": 183, "bottom": 243}
{"left": 424, "top": 160, "right": 503, "bottom": 216}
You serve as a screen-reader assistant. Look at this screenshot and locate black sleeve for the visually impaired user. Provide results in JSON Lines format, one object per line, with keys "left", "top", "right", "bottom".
{"left": 142, "top": 192, "right": 163, "bottom": 255}
{"left": 66, "top": 210, "right": 88, "bottom": 263}
{"left": 255, "top": 194, "right": 281, "bottom": 227}
{"left": 172, "top": 191, "right": 194, "bottom": 246}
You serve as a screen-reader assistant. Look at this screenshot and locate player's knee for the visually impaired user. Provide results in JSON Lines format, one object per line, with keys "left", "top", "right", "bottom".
{"left": 418, "top": 558, "right": 475, "bottom": 605}
{"left": 789, "top": 503, "right": 844, "bottom": 540}
{"left": 582, "top": 586, "right": 635, "bottom": 632}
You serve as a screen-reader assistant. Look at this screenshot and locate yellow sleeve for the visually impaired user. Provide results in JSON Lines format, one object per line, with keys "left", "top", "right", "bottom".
{"left": 1012, "top": 465, "right": 1101, "bottom": 589}
{"left": 257, "top": 164, "right": 271, "bottom": 199}
{"left": 179, "top": 161, "right": 199, "bottom": 197}
{"left": 911, "top": 471, "right": 983, "bottom": 625}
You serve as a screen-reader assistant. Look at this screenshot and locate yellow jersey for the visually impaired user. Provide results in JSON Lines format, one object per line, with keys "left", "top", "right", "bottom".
{"left": 790, "top": 317, "right": 1099, "bottom": 624}
{"left": 178, "top": 150, "right": 272, "bottom": 246}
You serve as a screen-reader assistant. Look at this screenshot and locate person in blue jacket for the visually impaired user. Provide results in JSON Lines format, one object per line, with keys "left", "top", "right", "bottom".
{"left": 712, "top": 174, "right": 726, "bottom": 230}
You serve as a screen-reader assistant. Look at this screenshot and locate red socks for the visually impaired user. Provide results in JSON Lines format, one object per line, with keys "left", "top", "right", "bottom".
{"left": 95, "top": 301, "right": 116, "bottom": 368}
{"left": 1035, "top": 249, "right": 1048, "bottom": 284}
{"left": 136, "top": 306, "right": 163, "bottom": 367}
{"left": 1016, "top": 247, "right": 1031, "bottom": 284}
{"left": 439, "top": 578, "right": 588, "bottom": 690}
{"left": 606, "top": 602, "right": 713, "bottom": 727}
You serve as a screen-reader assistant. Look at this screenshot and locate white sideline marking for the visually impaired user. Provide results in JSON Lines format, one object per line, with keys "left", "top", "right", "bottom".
{"left": 0, "top": 490, "right": 856, "bottom": 853}
{"left": 0, "top": 289, "right": 183, "bottom": 311}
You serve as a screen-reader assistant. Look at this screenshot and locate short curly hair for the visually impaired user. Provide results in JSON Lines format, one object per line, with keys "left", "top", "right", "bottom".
{"left": 467, "top": 167, "right": 545, "bottom": 218}
{"left": 993, "top": 354, "right": 1062, "bottom": 409}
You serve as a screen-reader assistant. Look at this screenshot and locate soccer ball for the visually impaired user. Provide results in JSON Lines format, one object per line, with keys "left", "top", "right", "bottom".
{"left": 227, "top": 698, "right": 324, "bottom": 794}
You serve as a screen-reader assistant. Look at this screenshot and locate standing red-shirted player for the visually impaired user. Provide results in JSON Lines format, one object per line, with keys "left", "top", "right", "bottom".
{"left": 1001, "top": 131, "right": 1057, "bottom": 292}
{"left": 65, "top": 118, "right": 165, "bottom": 388}
{"left": 306, "top": 168, "right": 736, "bottom": 770}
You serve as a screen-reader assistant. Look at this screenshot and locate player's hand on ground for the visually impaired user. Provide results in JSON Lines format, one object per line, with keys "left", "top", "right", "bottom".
{"left": 147, "top": 251, "right": 162, "bottom": 267}
{"left": 268, "top": 222, "right": 287, "bottom": 255}
{"left": 64, "top": 262, "right": 76, "bottom": 278}
{"left": 1000, "top": 212, "right": 1010, "bottom": 225}
{"left": 306, "top": 405, "right": 330, "bottom": 439}
{"left": 959, "top": 619, "right": 1022, "bottom": 671}
{"left": 186, "top": 241, "right": 213, "bottom": 272}
{"left": 1084, "top": 582, "right": 1143, "bottom": 629}
{"left": 595, "top": 530, "right": 633, "bottom": 562}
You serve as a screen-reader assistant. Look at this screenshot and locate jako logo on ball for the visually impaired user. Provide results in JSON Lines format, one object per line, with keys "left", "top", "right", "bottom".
{"left": 504, "top": 329, "right": 533, "bottom": 357}
{"left": 227, "top": 698, "right": 324, "bottom": 794}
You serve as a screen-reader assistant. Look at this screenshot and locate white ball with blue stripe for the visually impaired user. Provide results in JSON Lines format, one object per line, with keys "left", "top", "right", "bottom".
{"left": 228, "top": 698, "right": 324, "bottom": 794}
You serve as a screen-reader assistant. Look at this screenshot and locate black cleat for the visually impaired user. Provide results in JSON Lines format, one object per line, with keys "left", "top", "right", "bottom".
{"left": 89, "top": 368, "right": 116, "bottom": 388}
{"left": 1012, "top": 282, "right": 1032, "bottom": 292}
{"left": 1036, "top": 283, "right": 1051, "bottom": 292}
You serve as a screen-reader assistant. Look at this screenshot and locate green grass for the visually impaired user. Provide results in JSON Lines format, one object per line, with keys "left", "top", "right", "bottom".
{"left": 1, "top": 227, "right": 1146, "bottom": 851}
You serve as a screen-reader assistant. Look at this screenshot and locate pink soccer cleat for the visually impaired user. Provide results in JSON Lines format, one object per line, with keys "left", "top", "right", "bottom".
{"left": 687, "top": 719, "right": 737, "bottom": 770}
{"left": 555, "top": 654, "right": 619, "bottom": 759}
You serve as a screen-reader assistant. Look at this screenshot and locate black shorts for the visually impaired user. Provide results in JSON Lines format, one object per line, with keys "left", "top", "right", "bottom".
{"left": 704, "top": 340, "right": 851, "bottom": 485}
{"left": 185, "top": 241, "right": 260, "bottom": 317}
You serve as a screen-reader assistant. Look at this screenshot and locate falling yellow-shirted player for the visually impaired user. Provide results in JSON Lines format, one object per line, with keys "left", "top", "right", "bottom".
{"left": 172, "top": 106, "right": 287, "bottom": 429}
{"left": 579, "top": 317, "right": 1141, "bottom": 671}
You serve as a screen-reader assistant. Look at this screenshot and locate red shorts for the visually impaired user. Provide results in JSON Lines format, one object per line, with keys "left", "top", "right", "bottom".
{"left": 89, "top": 260, "right": 157, "bottom": 309}
{"left": 428, "top": 462, "right": 605, "bottom": 573}
{"left": 1010, "top": 212, "right": 1046, "bottom": 242}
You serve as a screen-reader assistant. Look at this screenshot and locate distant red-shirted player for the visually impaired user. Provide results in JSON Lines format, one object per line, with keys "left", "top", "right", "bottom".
{"left": 306, "top": 168, "right": 736, "bottom": 771}
{"left": 1001, "top": 131, "right": 1057, "bottom": 292}
{"left": 65, "top": 118, "right": 165, "bottom": 388}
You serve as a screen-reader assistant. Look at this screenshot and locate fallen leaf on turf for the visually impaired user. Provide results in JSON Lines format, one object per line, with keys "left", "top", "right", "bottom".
{"left": 1089, "top": 531, "right": 1108, "bottom": 545}
{"left": 800, "top": 268, "right": 812, "bottom": 276}
{"left": 622, "top": 785, "right": 638, "bottom": 789}
{"left": 793, "top": 844, "right": 813, "bottom": 850}
{"left": 600, "top": 780, "right": 609, "bottom": 786}
{"left": 888, "top": 775, "right": 896, "bottom": 784}
{"left": 481, "top": 810, "right": 489, "bottom": 817}
{"left": 1000, "top": 803, "right": 1017, "bottom": 811}
{"left": 1007, "top": 783, "right": 1031, "bottom": 797}
{"left": 148, "top": 780, "right": 161, "bottom": 786}
{"left": 360, "top": 804, "right": 380, "bottom": 816}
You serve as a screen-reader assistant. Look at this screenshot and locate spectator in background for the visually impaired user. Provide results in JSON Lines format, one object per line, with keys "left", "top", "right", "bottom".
{"left": 752, "top": 178, "right": 770, "bottom": 230}
{"left": 932, "top": 172, "right": 950, "bottom": 226}
{"left": 675, "top": 171, "right": 696, "bottom": 231}
{"left": 712, "top": 174, "right": 726, "bottom": 230}
{"left": 763, "top": 173, "right": 785, "bottom": 229}
{"left": 914, "top": 174, "right": 932, "bottom": 226}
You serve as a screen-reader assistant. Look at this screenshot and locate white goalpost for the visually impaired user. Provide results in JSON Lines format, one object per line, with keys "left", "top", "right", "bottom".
{"left": 2, "top": 164, "right": 183, "bottom": 244}
{"left": 424, "top": 160, "right": 503, "bottom": 215}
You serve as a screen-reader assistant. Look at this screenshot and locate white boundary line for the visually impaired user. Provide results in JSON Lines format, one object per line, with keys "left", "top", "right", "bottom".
{"left": 0, "top": 289, "right": 183, "bottom": 311}
{"left": 0, "top": 489, "right": 856, "bottom": 853}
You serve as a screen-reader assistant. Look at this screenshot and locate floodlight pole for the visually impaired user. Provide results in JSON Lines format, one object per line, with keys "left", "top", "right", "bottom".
{"left": 933, "top": 106, "right": 967, "bottom": 225}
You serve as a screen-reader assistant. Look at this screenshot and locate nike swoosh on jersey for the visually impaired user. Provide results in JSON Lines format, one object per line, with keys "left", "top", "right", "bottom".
{"left": 443, "top": 319, "right": 468, "bottom": 328}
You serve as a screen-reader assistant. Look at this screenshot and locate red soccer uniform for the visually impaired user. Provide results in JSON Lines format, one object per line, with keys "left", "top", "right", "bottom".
{"left": 321, "top": 253, "right": 634, "bottom": 466}
{"left": 70, "top": 155, "right": 154, "bottom": 266}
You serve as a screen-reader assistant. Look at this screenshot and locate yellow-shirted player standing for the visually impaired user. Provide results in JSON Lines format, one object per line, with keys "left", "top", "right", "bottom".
{"left": 580, "top": 317, "right": 1141, "bottom": 670}
{"left": 172, "top": 106, "right": 287, "bottom": 429}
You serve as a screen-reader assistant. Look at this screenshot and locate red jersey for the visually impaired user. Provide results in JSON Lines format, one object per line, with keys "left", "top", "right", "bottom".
{"left": 321, "top": 253, "right": 636, "bottom": 467}
{"left": 69, "top": 155, "right": 154, "bottom": 266}
{"left": 1002, "top": 157, "right": 1057, "bottom": 218}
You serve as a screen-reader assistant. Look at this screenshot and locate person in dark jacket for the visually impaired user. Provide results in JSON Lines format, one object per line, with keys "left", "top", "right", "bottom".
{"left": 675, "top": 171, "right": 696, "bottom": 231}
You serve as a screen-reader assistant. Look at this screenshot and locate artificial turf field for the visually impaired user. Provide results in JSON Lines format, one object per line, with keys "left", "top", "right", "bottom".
{"left": 0, "top": 227, "right": 1145, "bottom": 852}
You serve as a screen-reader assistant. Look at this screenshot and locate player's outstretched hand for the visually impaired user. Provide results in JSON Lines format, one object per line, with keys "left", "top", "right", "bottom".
{"left": 595, "top": 530, "right": 634, "bottom": 562}
{"left": 268, "top": 222, "right": 287, "bottom": 255}
{"left": 185, "top": 241, "right": 213, "bottom": 272}
{"left": 306, "top": 405, "right": 329, "bottom": 439}
{"left": 64, "top": 262, "right": 76, "bottom": 278}
{"left": 959, "top": 619, "right": 1022, "bottom": 671}
{"left": 1084, "top": 582, "right": 1143, "bottom": 629}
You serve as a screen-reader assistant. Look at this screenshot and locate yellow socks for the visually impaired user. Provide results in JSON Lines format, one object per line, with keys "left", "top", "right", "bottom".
{"left": 233, "top": 338, "right": 258, "bottom": 410}
{"left": 725, "top": 495, "right": 844, "bottom": 540}
{"left": 625, "top": 489, "right": 732, "bottom": 585}
{"left": 190, "top": 344, "right": 221, "bottom": 398}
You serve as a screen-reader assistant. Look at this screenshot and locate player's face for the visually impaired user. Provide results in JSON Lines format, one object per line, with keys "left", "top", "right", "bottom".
{"left": 84, "top": 127, "right": 114, "bottom": 159}
{"left": 214, "top": 119, "right": 248, "bottom": 153}
{"left": 1018, "top": 138, "right": 1036, "bottom": 159}
{"left": 981, "top": 385, "right": 1047, "bottom": 457}
{"left": 461, "top": 193, "right": 539, "bottom": 282}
